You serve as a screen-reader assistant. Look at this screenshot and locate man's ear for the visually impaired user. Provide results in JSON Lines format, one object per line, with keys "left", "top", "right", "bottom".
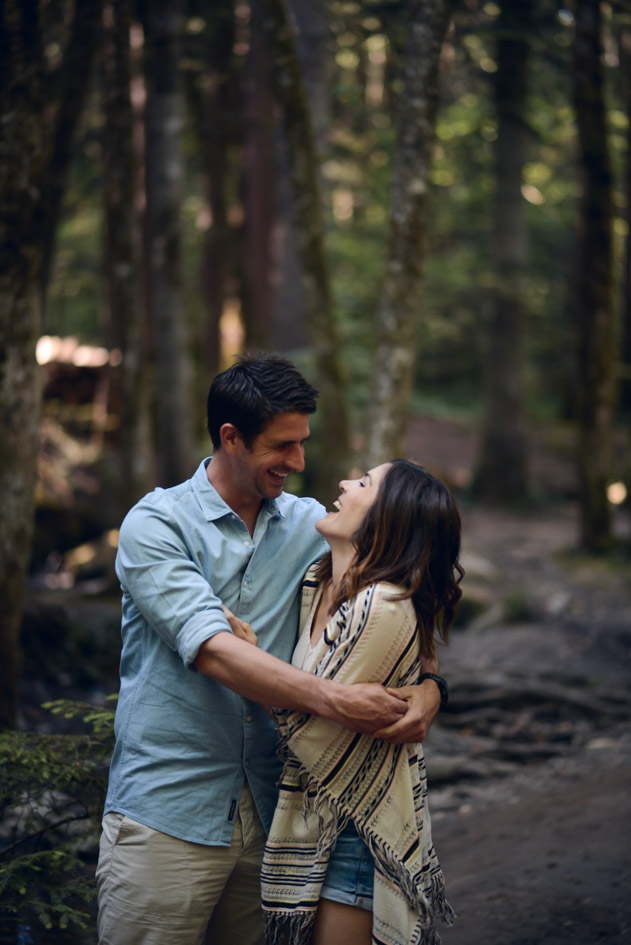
{"left": 219, "top": 423, "right": 241, "bottom": 452}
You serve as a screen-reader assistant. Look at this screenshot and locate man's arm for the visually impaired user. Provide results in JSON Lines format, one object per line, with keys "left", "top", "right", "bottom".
{"left": 194, "top": 632, "right": 408, "bottom": 733}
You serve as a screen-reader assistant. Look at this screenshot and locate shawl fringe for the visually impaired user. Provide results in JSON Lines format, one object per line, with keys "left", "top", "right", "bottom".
{"left": 264, "top": 908, "right": 316, "bottom": 945}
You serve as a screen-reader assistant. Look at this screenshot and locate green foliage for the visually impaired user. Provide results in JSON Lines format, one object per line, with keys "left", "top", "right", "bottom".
{"left": 0, "top": 699, "right": 116, "bottom": 935}
{"left": 0, "top": 851, "right": 94, "bottom": 931}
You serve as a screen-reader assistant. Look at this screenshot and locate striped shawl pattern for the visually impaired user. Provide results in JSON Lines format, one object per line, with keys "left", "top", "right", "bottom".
{"left": 261, "top": 569, "right": 454, "bottom": 945}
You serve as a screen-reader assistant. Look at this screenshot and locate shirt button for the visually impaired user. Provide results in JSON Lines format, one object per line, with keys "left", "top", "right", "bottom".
{"left": 247, "top": 715, "right": 252, "bottom": 722}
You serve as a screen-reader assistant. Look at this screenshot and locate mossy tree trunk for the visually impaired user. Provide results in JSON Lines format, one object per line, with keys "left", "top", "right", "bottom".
{"left": 617, "top": 20, "right": 631, "bottom": 416}
{"left": 573, "top": 0, "right": 615, "bottom": 552}
{"left": 364, "top": 0, "right": 452, "bottom": 468}
{"left": 475, "top": 0, "right": 532, "bottom": 502}
{"left": 0, "top": 0, "right": 46, "bottom": 730}
{"left": 261, "top": 0, "right": 350, "bottom": 503}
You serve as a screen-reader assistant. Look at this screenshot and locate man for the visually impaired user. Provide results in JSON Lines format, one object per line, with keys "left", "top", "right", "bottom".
{"left": 96, "top": 354, "right": 443, "bottom": 945}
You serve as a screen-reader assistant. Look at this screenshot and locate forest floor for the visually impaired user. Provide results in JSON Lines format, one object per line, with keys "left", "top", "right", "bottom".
{"left": 404, "top": 416, "right": 631, "bottom": 945}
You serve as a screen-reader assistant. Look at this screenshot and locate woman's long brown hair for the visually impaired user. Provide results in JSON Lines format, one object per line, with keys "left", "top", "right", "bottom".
{"left": 314, "top": 460, "right": 464, "bottom": 659}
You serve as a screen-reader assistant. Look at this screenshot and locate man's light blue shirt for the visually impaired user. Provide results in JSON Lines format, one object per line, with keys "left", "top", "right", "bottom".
{"left": 105, "top": 458, "right": 327, "bottom": 844}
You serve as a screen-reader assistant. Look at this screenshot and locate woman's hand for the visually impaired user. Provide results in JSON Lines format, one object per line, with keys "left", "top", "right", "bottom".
{"left": 222, "top": 605, "right": 258, "bottom": 646}
{"left": 373, "top": 679, "right": 441, "bottom": 743}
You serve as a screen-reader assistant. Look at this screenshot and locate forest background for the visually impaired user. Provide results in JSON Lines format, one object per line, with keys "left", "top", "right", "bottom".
{"left": 1, "top": 0, "right": 630, "bottom": 942}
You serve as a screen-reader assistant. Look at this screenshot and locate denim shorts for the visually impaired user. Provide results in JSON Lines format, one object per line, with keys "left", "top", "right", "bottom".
{"left": 320, "top": 821, "right": 374, "bottom": 912}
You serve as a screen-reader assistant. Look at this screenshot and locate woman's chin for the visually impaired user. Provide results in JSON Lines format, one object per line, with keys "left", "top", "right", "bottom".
{"left": 315, "top": 512, "right": 336, "bottom": 536}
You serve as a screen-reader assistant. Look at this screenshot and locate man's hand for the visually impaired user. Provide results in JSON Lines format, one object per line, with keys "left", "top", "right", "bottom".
{"left": 372, "top": 678, "right": 441, "bottom": 743}
{"left": 325, "top": 681, "right": 408, "bottom": 734}
{"left": 222, "top": 605, "right": 258, "bottom": 647}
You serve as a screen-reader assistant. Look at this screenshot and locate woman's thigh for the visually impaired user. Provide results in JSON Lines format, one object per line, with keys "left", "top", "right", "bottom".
{"left": 312, "top": 900, "right": 373, "bottom": 945}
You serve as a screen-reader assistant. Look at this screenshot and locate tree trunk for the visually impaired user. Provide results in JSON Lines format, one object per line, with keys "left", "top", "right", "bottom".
{"left": 143, "top": 0, "right": 194, "bottom": 486}
{"left": 475, "top": 0, "right": 531, "bottom": 502}
{"left": 364, "top": 0, "right": 452, "bottom": 468}
{"left": 289, "top": 0, "right": 330, "bottom": 160}
{"left": 0, "top": 0, "right": 46, "bottom": 730}
{"left": 572, "top": 0, "right": 615, "bottom": 552}
{"left": 40, "top": 0, "right": 104, "bottom": 300}
{"left": 102, "top": 0, "right": 152, "bottom": 511}
{"left": 267, "top": 0, "right": 329, "bottom": 354}
{"left": 184, "top": 0, "right": 237, "bottom": 380}
{"left": 617, "top": 21, "right": 631, "bottom": 416}
{"left": 242, "top": 0, "right": 275, "bottom": 351}
{"left": 261, "top": 0, "right": 350, "bottom": 503}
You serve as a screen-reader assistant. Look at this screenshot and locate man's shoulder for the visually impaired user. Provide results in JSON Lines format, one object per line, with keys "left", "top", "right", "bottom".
{"left": 119, "top": 475, "right": 196, "bottom": 535}
{"left": 276, "top": 491, "right": 326, "bottom": 522}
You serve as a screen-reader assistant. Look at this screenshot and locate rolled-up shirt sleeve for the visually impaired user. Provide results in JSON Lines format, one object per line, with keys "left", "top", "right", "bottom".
{"left": 116, "top": 502, "right": 231, "bottom": 668}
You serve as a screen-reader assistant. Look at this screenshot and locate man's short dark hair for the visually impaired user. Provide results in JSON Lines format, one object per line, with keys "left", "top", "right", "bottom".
{"left": 207, "top": 353, "right": 319, "bottom": 450}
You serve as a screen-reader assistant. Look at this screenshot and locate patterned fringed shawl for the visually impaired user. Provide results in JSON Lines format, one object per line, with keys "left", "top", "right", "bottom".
{"left": 261, "top": 568, "right": 455, "bottom": 945}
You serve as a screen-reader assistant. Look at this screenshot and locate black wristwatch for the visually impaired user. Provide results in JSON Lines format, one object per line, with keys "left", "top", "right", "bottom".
{"left": 418, "top": 673, "right": 449, "bottom": 710}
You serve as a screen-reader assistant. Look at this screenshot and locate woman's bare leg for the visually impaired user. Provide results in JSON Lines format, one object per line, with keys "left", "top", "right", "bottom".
{"left": 311, "top": 899, "right": 372, "bottom": 945}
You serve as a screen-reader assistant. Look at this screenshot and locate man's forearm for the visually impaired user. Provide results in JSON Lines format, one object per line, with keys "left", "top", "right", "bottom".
{"left": 194, "top": 632, "right": 407, "bottom": 732}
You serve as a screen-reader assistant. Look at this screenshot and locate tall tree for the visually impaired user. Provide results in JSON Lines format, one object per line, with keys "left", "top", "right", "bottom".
{"left": 617, "top": 17, "right": 631, "bottom": 416}
{"left": 40, "top": 0, "right": 104, "bottom": 300}
{"left": 242, "top": 0, "right": 275, "bottom": 351}
{"left": 103, "top": 0, "right": 152, "bottom": 510}
{"left": 266, "top": 0, "right": 329, "bottom": 353}
{"left": 261, "top": 0, "right": 350, "bottom": 502}
{"left": 475, "top": 0, "right": 532, "bottom": 501}
{"left": 364, "top": 0, "right": 452, "bottom": 467}
{"left": 573, "top": 0, "right": 615, "bottom": 551}
{"left": 143, "top": 0, "right": 194, "bottom": 485}
{"left": 0, "top": 0, "right": 46, "bottom": 730}
{"left": 184, "top": 0, "right": 238, "bottom": 380}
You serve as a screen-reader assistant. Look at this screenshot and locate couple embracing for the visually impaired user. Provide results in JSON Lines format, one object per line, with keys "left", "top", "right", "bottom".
{"left": 96, "top": 354, "right": 462, "bottom": 945}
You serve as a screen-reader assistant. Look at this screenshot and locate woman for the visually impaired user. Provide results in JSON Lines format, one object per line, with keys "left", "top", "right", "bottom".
{"left": 261, "top": 460, "right": 463, "bottom": 945}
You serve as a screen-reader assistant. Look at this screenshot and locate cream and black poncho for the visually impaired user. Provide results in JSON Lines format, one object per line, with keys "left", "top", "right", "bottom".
{"left": 261, "top": 567, "right": 455, "bottom": 945}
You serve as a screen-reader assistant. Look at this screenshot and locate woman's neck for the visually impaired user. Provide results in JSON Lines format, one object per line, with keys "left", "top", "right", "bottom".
{"left": 329, "top": 539, "right": 355, "bottom": 593}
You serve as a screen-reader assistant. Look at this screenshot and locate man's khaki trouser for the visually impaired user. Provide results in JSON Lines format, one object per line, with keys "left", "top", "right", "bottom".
{"left": 96, "top": 785, "right": 266, "bottom": 945}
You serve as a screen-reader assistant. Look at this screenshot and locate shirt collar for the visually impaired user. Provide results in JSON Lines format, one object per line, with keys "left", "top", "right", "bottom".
{"left": 192, "top": 458, "right": 283, "bottom": 523}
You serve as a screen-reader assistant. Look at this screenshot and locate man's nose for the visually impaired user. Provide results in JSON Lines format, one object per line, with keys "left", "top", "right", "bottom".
{"left": 287, "top": 443, "right": 305, "bottom": 472}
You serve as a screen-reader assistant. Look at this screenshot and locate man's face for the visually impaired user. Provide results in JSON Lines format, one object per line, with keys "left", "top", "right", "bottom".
{"left": 232, "top": 412, "right": 311, "bottom": 501}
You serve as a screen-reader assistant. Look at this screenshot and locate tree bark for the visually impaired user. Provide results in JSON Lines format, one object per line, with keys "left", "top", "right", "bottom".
{"left": 0, "top": 0, "right": 46, "bottom": 730}
{"left": 242, "top": 0, "right": 275, "bottom": 351}
{"left": 573, "top": 0, "right": 615, "bottom": 551}
{"left": 102, "top": 0, "right": 152, "bottom": 511}
{"left": 475, "top": 0, "right": 531, "bottom": 502}
{"left": 143, "top": 0, "right": 194, "bottom": 486}
{"left": 184, "top": 0, "right": 237, "bottom": 380}
{"left": 267, "top": 0, "right": 329, "bottom": 354}
{"left": 261, "top": 0, "right": 350, "bottom": 502}
{"left": 364, "top": 0, "right": 452, "bottom": 468}
{"left": 617, "top": 21, "right": 631, "bottom": 415}
{"left": 40, "top": 0, "right": 104, "bottom": 300}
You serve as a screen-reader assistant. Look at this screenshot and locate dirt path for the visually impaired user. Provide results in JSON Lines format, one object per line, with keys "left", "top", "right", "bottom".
{"left": 436, "top": 755, "right": 631, "bottom": 945}
{"left": 416, "top": 494, "right": 631, "bottom": 945}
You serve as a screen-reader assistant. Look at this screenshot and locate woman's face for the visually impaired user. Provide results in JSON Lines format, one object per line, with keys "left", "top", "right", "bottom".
{"left": 317, "top": 463, "right": 391, "bottom": 541}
